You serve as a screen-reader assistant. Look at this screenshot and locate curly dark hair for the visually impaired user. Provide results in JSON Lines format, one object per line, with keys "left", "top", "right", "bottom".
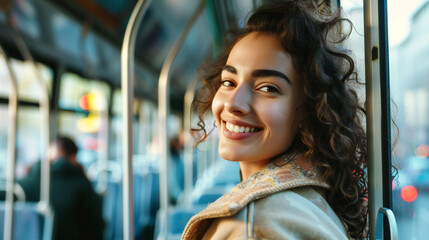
{"left": 192, "top": 0, "right": 368, "bottom": 238}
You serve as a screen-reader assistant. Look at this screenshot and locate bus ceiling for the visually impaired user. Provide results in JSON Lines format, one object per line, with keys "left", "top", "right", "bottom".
{"left": 0, "top": 0, "right": 258, "bottom": 111}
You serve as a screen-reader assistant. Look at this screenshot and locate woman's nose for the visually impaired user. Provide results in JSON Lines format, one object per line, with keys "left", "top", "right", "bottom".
{"left": 224, "top": 86, "right": 251, "bottom": 114}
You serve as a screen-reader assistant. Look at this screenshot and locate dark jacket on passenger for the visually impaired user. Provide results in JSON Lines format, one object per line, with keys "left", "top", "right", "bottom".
{"left": 17, "top": 158, "right": 104, "bottom": 240}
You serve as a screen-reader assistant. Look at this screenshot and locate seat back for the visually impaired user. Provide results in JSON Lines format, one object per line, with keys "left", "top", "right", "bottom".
{"left": 0, "top": 202, "right": 44, "bottom": 240}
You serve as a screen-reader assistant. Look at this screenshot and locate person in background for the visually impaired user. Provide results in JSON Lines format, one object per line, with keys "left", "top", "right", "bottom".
{"left": 17, "top": 136, "right": 104, "bottom": 240}
{"left": 169, "top": 133, "right": 185, "bottom": 204}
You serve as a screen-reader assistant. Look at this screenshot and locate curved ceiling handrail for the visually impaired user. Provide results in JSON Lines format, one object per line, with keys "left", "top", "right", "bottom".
{"left": 0, "top": 43, "right": 19, "bottom": 240}
{"left": 181, "top": 51, "right": 212, "bottom": 207}
{"left": 8, "top": 15, "right": 54, "bottom": 216}
{"left": 157, "top": 0, "right": 206, "bottom": 237}
{"left": 7, "top": 15, "right": 55, "bottom": 239}
{"left": 183, "top": 77, "right": 198, "bottom": 207}
{"left": 120, "top": 0, "right": 151, "bottom": 239}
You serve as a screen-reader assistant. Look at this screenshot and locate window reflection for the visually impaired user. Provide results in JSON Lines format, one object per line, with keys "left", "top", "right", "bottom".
{"left": 59, "top": 72, "right": 110, "bottom": 111}
{"left": 0, "top": 106, "right": 42, "bottom": 178}
{"left": 0, "top": 58, "right": 53, "bottom": 102}
{"left": 58, "top": 73, "right": 110, "bottom": 170}
{"left": 389, "top": 0, "right": 429, "bottom": 239}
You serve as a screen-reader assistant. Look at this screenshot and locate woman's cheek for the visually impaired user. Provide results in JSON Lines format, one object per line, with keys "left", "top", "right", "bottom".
{"left": 212, "top": 91, "right": 223, "bottom": 123}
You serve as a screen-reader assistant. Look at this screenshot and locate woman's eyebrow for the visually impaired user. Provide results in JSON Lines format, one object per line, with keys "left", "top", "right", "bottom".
{"left": 222, "top": 65, "right": 237, "bottom": 74}
{"left": 222, "top": 65, "right": 291, "bottom": 85}
{"left": 252, "top": 69, "right": 291, "bottom": 85}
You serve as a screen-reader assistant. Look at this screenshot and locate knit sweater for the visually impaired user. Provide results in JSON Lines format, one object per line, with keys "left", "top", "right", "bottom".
{"left": 181, "top": 155, "right": 349, "bottom": 239}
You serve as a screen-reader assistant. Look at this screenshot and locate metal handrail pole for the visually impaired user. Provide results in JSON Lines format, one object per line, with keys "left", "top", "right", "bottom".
{"left": 8, "top": 23, "right": 55, "bottom": 240}
{"left": 139, "top": 101, "right": 152, "bottom": 156}
{"left": 96, "top": 103, "right": 110, "bottom": 194}
{"left": 121, "top": 0, "right": 151, "bottom": 239}
{"left": 364, "top": 0, "right": 395, "bottom": 238}
{"left": 157, "top": 1, "right": 205, "bottom": 237}
{"left": 1, "top": 44, "right": 18, "bottom": 240}
{"left": 183, "top": 78, "right": 198, "bottom": 207}
{"left": 9, "top": 22, "right": 52, "bottom": 219}
{"left": 375, "top": 208, "right": 398, "bottom": 240}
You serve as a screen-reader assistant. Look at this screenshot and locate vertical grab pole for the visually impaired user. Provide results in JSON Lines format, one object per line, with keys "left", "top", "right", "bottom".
{"left": 8, "top": 24, "right": 54, "bottom": 240}
{"left": 1, "top": 44, "right": 18, "bottom": 240}
{"left": 364, "top": 0, "right": 394, "bottom": 238}
{"left": 183, "top": 78, "right": 198, "bottom": 207}
{"left": 98, "top": 100, "right": 110, "bottom": 194}
{"left": 158, "top": 1, "right": 205, "bottom": 237}
{"left": 121, "top": 1, "right": 151, "bottom": 240}
{"left": 364, "top": 0, "right": 384, "bottom": 237}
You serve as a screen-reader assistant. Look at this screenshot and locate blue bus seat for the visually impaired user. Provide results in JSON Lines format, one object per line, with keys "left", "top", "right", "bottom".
{"left": 134, "top": 168, "right": 160, "bottom": 240}
{"left": 154, "top": 205, "right": 205, "bottom": 239}
{"left": 96, "top": 162, "right": 160, "bottom": 240}
{"left": 0, "top": 202, "right": 44, "bottom": 240}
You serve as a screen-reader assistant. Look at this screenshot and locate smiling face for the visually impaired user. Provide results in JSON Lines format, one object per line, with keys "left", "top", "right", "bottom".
{"left": 212, "top": 32, "right": 305, "bottom": 176}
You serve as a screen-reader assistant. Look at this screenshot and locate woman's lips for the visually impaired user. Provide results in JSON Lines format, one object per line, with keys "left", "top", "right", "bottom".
{"left": 222, "top": 120, "right": 262, "bottom": 140}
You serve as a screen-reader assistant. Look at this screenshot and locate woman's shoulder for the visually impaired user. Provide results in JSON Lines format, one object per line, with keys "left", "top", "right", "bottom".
{"left": 251, "top": 186, "right": 349, "bottom": 239}
{"left": 199, "top": 186, "right": 349, "bottom": 240}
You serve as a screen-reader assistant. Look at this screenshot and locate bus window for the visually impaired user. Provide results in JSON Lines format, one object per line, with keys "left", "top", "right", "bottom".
{"left": 111, "top": 89, "right": 140, "bottom": 116}
{"left": 110, "top": 89, "right": 141, "bottom": 160}
{"left": 58, "top": 72, "right": 109, "bottom": 111}
{"left": 58, "top": 73, "right": 110, "bottom": 168}
{"left": 388, "top": 0, "right": 429, "bottom": 239}
{"left": 0, "top": 56, "right": 52, "bottom": 178}
{"left": 0, "top": 106, "right": 42, "bottom": 178}
{"left": 341, "top": 1, "right": 365, "bottom": 104}
{"left": 0, "top": 58, "right": 53, "bottom": 102}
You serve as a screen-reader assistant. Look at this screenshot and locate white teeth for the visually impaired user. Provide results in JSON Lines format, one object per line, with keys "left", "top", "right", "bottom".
{"left": 225, "top": 122, "right": 259, "bottom": 133}
{"left": 233, "top": 125, "right": 240, "bottom": 133}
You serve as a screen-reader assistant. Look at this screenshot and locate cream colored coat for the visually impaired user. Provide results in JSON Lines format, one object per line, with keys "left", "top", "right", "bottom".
{"left": 181, "top": 156, "right": 349, "bottom": 240}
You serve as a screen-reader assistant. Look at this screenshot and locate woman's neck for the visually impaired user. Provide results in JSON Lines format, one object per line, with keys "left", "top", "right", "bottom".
{"left": 239, "top": 159, "right": 270, "bottom": 180}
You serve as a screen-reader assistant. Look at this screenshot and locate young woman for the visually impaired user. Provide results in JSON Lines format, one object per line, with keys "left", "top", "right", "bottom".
{"left": 182, "top": 0, "right": 367, "bottom": 239}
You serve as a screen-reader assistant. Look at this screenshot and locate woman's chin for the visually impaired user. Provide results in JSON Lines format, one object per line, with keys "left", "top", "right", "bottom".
{"left": 218, "top": 149, "right": 245, "bottom": 162}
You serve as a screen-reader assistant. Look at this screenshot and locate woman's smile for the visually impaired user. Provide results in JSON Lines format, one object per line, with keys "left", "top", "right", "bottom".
{"left": 222, "top": 119, "right": 263, "bottom": 140}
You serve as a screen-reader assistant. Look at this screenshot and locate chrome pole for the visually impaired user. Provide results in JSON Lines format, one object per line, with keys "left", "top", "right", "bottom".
{"left": 158, "top": 1, "right": 205, "bottom": 237}
{"left": 121, "top": 0, "right": 151, "bottom": 239}
{"left": 183, "top": 78, "right": 198, "bottom": 207}
{"left": 96, "top": 99, "right": 110, "bottom": 194}
{"left": 0, "top": 44, "right": 18, "bottom": 240}
{"left": 138, "top": 101, "right": 151, "bottom": 156}
{"left": 8, "top": 24, "right": 54, "bottom": 240}
{"left": 12, "top": 21, "right": 51, "bottom": 215}
{"left": 364, "top": 0, "right": 395, "bottom": 238}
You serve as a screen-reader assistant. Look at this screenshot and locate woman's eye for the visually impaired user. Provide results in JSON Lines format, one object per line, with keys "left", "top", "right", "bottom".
{"left": 220, "top": 80, "right": 235, "bottom": 87}
{"left": 259, "top": 85, "right": 280, "bottom": 93}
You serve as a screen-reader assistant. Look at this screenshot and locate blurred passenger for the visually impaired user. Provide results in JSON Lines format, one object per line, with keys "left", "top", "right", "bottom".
{"left": 17, "top": 136, "right": 104, "bottom": 240}
{"left": 182, "top": 1, "right": 368, "bottom": 239}
{"left": 169, "top": 133, "right": 185, "bottom": 204}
